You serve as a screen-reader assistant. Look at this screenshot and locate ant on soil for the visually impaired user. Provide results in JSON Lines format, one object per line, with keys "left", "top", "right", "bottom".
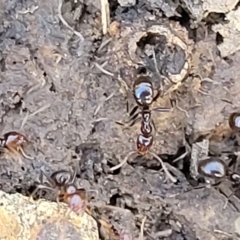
{"left": 191, "top": 157, "right": 240, "bottom": 206}
{"left": 31, "top": 163, "right": 134, "bottom": 239}
{"left": 112, "top": 74, "right": 177, "bottom": 183}
{"left": 0, "top": 131, "right": 33, "bottom": 164}
{"left": 187, "top": 113, "right": 240, "bottom": 197}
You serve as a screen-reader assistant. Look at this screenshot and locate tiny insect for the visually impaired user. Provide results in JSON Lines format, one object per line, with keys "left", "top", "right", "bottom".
{"left": 31, "top": 167, "right": 86, "bottom": 215}
{"left": 0, "top": 131, "right": 33, "bottom": 164}
{"left": 116, "top": 76, "right": 171, "bottom": 154}
{"left": 229, "top": 112, "right": 240, "bottom": 132}
{"left": 112, "top": 75, "right": 176, "bottom": 183}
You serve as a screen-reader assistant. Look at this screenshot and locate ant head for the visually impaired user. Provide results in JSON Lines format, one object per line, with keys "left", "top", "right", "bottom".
{"left": 229, "top": 112, "right": 240, "bottom": 132}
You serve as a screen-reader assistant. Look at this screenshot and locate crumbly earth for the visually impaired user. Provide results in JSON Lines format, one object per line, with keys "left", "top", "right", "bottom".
{"left": 0, "top": 190, "right": 99, "bottom": 240}
{"left": 1, "top": 0, "right": 240, "bottom": 239}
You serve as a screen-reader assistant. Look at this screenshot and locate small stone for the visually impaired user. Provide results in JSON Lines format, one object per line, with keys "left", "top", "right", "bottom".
{"left": 0, "top": 190, "right": 99, "bottom": 240}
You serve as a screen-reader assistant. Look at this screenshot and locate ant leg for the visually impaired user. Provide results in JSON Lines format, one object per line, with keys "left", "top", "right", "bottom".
{"left": 69, "top": 161, "right": 80, "bottom": 185}
{"left": 109, "top": 151, "right": 138, "bottom": 172}
{"left": 128, "top": 115, "right": 141, "bottom": 127}
{"left": 17, "top": 146, "right": 34, "bottom": 160}
{"left": 29, "top": 185, "right": 57, "bottom": 201}
{"left": 127, "top": 104, "right": 138, "bottom": 118}
{"left": 152, "top": 96, "right": 174, "bottom": 113}
{"left": 116, "top": 104, "right": 141, "bottom": 127}
{"left": 151, "top": 119, "right": 157, "bottom": 136}
{"left": 40, "top": 169, "right": 56, "bottom": 186}
{"left": 152, "top": 107, "right": 172, "bottom": 112}
{"left": 153, "top": 89, "right": 160, "bottom": 102}
{"left": 7, "top": 147, "right": 23, "bottom": 165}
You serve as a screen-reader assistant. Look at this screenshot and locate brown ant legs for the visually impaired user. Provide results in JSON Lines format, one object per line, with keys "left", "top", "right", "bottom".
{"left": 29, "top": 169, "right": 58, "bottom": 200}
{"left": 116, "top": 90, "right": 172, "bottom": 128}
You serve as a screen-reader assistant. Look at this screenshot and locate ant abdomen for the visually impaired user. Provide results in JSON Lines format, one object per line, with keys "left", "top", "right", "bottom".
{"left": 51, "top": 170, "right": 73, "bottom": 186}
{"left": 64, "top": 185, "right": 86, "bottom": 215}
{"left": 229, "top": 112, "right": 240, "bottom": 132}
{"left": 137, "top": 134, "right": 153, "bottom": 154}
{"left": 197, "top": 158, "right": 227, "bottom": 179}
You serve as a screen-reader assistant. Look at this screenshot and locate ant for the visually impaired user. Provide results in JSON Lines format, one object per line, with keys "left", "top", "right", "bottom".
{"left": 0, "top": 131, "right": 33, "bottom": 164}
{"left": 31, "top": 166, "right": 87, "bottom": 215}
{"left": 131, "top": 76, "right": 171, "bottom": 154}
{"left": 191, "top": 158, "right": 240, "bottom": 199}
{"left": 32, "top": 165, "right": 134, "bottom": 239}
{"left": 113, "top": 75, "right": 177, "bottom": 183}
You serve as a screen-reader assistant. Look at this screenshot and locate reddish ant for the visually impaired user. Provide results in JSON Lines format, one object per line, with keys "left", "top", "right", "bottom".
{"left": 132, "top": 76, "right": 171, "bottom": 154}
{"left": 113, "top": 75, "right": 176, "bottom": 183}
{"left": 32, "top": 165, "right": 134, "bottom": 239}
{"left": 31, "top": 166, "right": 87, "bottom": 215}
{"left": 0, "top": 131, "right": 33, "bottom": 164}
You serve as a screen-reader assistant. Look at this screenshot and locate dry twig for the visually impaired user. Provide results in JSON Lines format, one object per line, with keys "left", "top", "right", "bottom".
{"left": 109, "top": 151, "right": 137, "bottom": 172}
{"left": 139, "top": 216, "right": 146, "bottom": 240}
{"left": 57, "top": 0, "right": 84, "bottom": 42}
{"left": 21, "top": 104, "right": 51, "bottom": 129}
{"left": 94, "top": 62, "right": 114, "bottom": 77}
{"left": 100, "top": 0, "right": 110, "bottom": 35}
{"left": 93, "top": 91, "right": 116, "bottom": 117}
{"left": 149, "top": 151, "right": 177, "bottom": 183}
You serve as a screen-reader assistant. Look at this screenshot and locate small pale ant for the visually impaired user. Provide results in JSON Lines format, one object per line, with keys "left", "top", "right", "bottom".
{"left": 32, "top": 165, "right": 134, "bottom": 239}
{"left": 31, "top": 167, "right": 86, "bottom": 215}
{"left": 0, "top": 131, "right": 33, "bottom": 164}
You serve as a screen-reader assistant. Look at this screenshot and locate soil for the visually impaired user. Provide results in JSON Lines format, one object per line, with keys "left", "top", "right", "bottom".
{"left": 1, "top": 0, "right": 240, "bottom": 239}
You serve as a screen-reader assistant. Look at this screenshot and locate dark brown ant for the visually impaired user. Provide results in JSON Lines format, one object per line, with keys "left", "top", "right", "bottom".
{"left": 0, "top": 131, "right": 33, "bottom": 164}
{"left": 117, "top": 76, "right": 171, "bottom": 153}
{"left": 132, "top": 76, "right": 171, "bottom": 154}
{"left": 113, "top": 76, "right": 177, "bottom": 183}
{"left": 31, "top": 167, "right": 87, "bottom": 215}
